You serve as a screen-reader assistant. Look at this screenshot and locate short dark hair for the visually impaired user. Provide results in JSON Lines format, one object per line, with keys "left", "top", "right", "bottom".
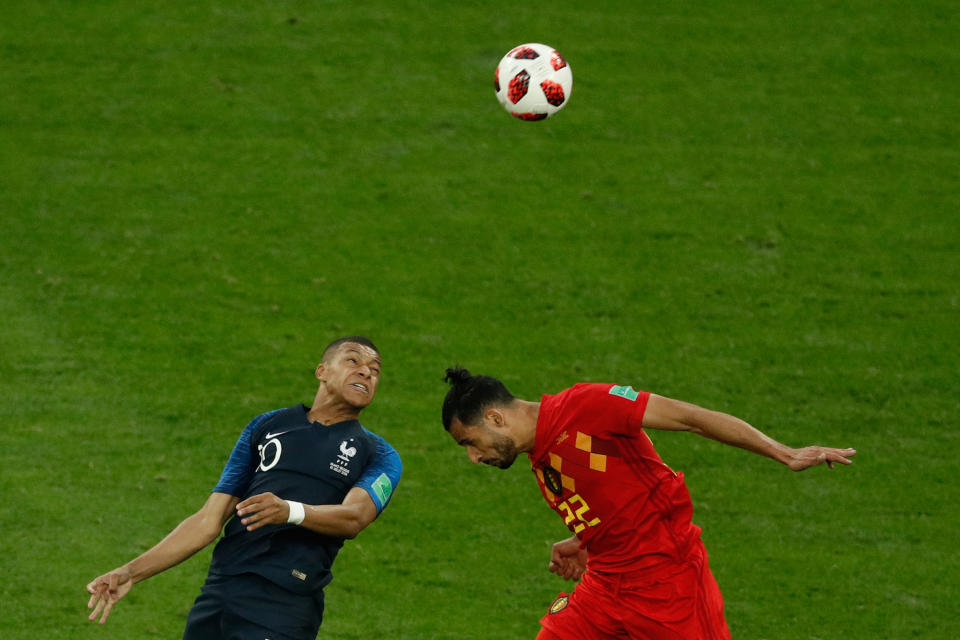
{"left": 442, "top": 367, "right": 516, "bottom": 430}
{"left": 322, "top": 336, "right": 380, "bottom": 362}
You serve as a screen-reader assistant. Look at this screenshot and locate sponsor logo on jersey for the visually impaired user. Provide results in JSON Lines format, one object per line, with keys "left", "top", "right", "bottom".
{"left": 555, "top": 430, "right": 569, "bottom": 445}
{"left": 543, "top": 465, "right": 564, "bottom": 496}
{"left": 608, "top": 385, "right": 640, "bottom": 401}
{"left": 549, "top": 595, "right": 569, "bottom": 614}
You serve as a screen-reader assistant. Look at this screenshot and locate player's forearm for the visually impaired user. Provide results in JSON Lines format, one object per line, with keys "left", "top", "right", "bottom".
{"left": 300, "top": 503, "right": 369, "bottom": 539}
{"left": 124, "top": 512, "right": 220, "bottom": 583}
{"left": 690, "top": 409, "right": 793, "bottom": 465}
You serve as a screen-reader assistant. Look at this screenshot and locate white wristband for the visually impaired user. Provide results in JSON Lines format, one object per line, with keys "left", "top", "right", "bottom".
{"left": 286, "top": 500, "right": 305, "bottom": 525}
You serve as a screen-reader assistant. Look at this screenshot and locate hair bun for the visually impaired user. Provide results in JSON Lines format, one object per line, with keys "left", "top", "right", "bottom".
{"left": 444, "top": 367, "right": 472, "bottom": 386}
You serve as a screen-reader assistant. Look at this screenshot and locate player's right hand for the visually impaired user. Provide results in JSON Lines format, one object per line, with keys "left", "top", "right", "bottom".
{"left": 86, "top": 567, "right": 133, "bottom": 625}
{"left": 549, "top": 537, "right": 588, "bottom": 581}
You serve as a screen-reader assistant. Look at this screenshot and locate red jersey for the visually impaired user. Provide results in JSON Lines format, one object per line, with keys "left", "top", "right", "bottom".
{"left": 529, "top": 383, "right": 702, "bottom": 573}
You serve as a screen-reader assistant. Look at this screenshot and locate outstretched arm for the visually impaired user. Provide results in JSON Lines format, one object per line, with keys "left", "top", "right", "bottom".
{"left": 86, "top": 491, "right": 238, "bottom": 625}
{"left": 236, "top": 486, "right": 379, "bottom": 539}
{"left": 642, "top": 394, "right": 856, "bottom": 471}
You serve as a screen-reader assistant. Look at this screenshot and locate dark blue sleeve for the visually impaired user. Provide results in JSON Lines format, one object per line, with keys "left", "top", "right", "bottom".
{"left": 212, "top": 409, "right": 283, "bottom": 496}
{"left": 355, "top": 429, "right": 402, "bottom": 514}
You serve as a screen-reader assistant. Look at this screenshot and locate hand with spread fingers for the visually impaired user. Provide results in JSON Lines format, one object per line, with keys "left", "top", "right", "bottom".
{"left": 786, "top": 446, "right": 857, "bottom": 471}
{"left": 86, "top": 567, "right": 133, "bottom": 625}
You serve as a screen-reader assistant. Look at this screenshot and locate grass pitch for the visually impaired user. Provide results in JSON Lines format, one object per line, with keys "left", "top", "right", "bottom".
{"left": 1, "top": 1, "right": 957, "bottom": 638}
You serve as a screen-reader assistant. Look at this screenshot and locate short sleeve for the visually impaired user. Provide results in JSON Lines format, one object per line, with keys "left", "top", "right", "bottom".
{"left": 606, "top": 384, "right": 651, "bottom": 432}
{"left": 576, "top": 384, "right": 651, "bottom": 438}
{"left": 212, "top": 409, "right": 282, "bottom": 497}
{"left": 354, "top": 430, "right": 402, "bottom": 514}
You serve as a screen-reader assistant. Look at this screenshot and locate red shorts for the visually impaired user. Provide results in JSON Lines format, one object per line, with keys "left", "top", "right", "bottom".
{"left": 539, "top": 542, "right": 730, "bottom": 640}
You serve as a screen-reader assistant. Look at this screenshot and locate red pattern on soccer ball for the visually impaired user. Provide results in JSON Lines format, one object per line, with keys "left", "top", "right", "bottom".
{"left": 508, "top": 70, "right": 530, "bottom": 104}
{"left": 494, "top": 65, "right": 500, "bottom": 92}
{"left": 508, "top": 46, "right": 539, "bottom": 59}
{"left": 550, "top": 51, "right": 567, "bottom": 71}
{"left": 540, "top": 80, "right": 565, "bottom": 106}
{"left": 512, "top": 112, "right": 548, "bottom": 121}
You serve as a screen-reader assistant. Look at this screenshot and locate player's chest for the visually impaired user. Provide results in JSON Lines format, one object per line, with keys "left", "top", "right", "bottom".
{"left": 532, "top": 436, "right": 633, "bottom": 534}
{"left": 253, "top": 426, "right": 369, "bottom": 484}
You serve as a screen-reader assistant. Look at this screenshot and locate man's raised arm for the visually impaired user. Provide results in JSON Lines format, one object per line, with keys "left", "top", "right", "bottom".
{"left": 642, "top": 394, "right": 856, "bottom": 471}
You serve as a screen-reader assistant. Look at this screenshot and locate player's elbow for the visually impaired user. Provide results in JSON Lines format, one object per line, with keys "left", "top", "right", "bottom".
{"left": 685, "top": 405, "right": 729, "bottom": 436}
{"left": 179, "top": 511, "right": 226, "bottom": 551}
{"left": 339, "top": 516, "right": 366, "bottom": 539}
{"left": 339, "top": 508, "right": 376, "bottom": 539}
{"left": 197, "top": 520, "right": 225, "bottom": 546}
{"left": 340, "top": 527, "right": 361, "bottom": 540}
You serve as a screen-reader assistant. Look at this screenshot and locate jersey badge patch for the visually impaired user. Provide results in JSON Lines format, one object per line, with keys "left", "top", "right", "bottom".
{"left": 371, "top": 472, "right": 394, "bottom": 505}
{"left": 330, "top": 438, "right": 358, "bottom": 477}
{"left": 549, "top": 595, "right": 570, "bottom": 614}
{"left": 543, "top": 465, "right": 564, "bottom": 496}
{"left": 609, "top": 385, "right": 640, "bottom": 401}
{"left": 338, "top": 439, "right": 358, "bottom": 463}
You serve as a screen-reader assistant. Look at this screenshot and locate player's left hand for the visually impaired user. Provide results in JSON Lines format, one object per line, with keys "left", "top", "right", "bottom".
{"left": 236, "top": 492, "right": 290, "bottom": 531}
{"left": 787, "top": 446, "right": 857, "bottom": 471}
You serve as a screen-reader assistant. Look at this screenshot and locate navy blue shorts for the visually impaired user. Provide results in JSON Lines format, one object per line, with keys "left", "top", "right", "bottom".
{"left": 183, "top": 572, "right": 323, "bottom": 640}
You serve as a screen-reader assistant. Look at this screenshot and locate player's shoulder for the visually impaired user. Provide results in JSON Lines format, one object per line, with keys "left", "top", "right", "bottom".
{"left": 259, "top": 404, "right": 304, "bottom": 424}
{"left": 567, "top": 382, "right": 616, "bottom": 395}
{"left": 566, "top": 382, "right": 647, "bottom": 401}
{"left": 552, "top": 383, "right": 647, "bottom": 420}
{"left": 552, "top": 382, "right": 617, "bottom": 407}
{"left": 243, "top": 405, "right": 305, "bottom": 435}
{"left": 359, "top": 426, "right": 401, "bottom": 461}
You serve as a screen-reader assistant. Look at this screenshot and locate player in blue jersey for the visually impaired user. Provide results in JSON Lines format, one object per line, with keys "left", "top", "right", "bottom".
{"left": 86, "top": 336, "right": 402, "bottom": 640}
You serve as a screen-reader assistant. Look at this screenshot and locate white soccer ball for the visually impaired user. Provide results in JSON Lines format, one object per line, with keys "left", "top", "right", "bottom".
{"left": 494, "top": 43, "right": 572, "bottom": 121}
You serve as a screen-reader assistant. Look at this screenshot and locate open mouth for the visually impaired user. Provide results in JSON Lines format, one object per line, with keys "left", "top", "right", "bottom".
{"left": 350, "top": 383, "right": 369, "bottom": 394}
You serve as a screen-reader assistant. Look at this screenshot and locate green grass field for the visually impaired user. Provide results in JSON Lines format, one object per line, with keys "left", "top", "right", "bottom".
{"left": 1, "top": 1, "right": 957, "bottom": 638}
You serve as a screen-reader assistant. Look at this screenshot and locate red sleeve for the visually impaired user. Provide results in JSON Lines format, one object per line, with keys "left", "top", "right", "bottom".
{"left": 567, "top": 383, "right": 651, "bottom": 438}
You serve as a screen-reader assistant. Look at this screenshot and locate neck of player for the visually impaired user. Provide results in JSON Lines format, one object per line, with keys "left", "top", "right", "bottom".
{"left": 507, "top": 400, "right": 541, "bottom": 453}
{"left": 308, "top": 393, "right": 363, "bottom": 426}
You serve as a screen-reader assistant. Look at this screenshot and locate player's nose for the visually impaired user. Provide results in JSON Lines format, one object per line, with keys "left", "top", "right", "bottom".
{"left": 466, "top": 446, "right": 482, "bottom": 465}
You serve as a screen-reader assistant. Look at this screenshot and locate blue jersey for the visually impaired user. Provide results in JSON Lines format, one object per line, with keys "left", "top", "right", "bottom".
{"left": 208, "top": 405, "right": 401, "bottom": 595}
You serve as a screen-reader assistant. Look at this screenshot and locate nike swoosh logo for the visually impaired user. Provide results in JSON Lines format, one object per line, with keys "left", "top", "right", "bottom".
{"left": 265, "top": 430, "right": 293, "bottom": 439}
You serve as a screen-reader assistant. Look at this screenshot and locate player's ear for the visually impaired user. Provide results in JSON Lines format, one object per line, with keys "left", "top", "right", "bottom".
{"left": 485, "top": 408, "right": 505, "bottom": 429}
{"left": 315, "top": 362, "right": 326, "bottom": 381}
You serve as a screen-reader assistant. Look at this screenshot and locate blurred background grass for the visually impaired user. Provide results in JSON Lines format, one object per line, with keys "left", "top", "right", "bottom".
{"left": 1, "top": 1, "right": 957, "bottom": 638}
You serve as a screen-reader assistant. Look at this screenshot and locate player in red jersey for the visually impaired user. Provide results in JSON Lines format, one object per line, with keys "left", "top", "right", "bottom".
{"left": 441, "top": 368, "right": 856, "bottom": 639}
